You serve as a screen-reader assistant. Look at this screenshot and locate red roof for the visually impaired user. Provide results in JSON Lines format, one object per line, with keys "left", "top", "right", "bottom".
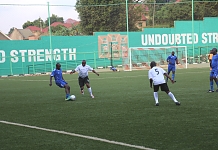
{"left": 42, "top": 22, "right": 69, "bottom": 33}
{"left": 141, "top": 14, "right": 147, "bottom": 21}
{"left": 25, "top": 26, "right": 41, "bottom": 31}
{"left": 65, "top": 18, "right": 79, "bottom": 24}
{"left": 42, "top": 21, "right": 80, "bottom": 33}
{"left": 42, "top": 27, "right": 49, "bottom": 33}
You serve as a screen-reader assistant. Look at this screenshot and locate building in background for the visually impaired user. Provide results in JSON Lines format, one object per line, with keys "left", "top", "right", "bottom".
{"left": 0, "top": 31, "right": 12, "bottom": 40}
{"left": 9, "top": 28, "right": 38, "bottom": 40}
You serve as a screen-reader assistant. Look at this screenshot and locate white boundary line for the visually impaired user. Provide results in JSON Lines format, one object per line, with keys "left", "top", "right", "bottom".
{"left": 0, "top": 120, "right": 156, "bottom": 150}
{"left": 0, "top": 71, "right": 208, "bottom": 82}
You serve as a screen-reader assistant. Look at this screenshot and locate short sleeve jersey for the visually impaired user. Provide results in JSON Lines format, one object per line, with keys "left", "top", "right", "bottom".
{"left": 75, "top": 64, "right": 93, "bottom": 78}
{"left": 51, "top": 69, "right": 63, "bottom": 82}
{"left": 148, "top": 67, "right": 166, "bottom": 85}
{"left": 167, "top": 55, "right": 177, "bottom": 65}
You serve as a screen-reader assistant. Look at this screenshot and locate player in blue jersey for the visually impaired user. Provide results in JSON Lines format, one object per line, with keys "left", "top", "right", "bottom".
{"left": 110, "top": 66, "right": 120, "bottom": 72}
{"left": 166, "top": 51, "right": 179, "bottom": 82}
{"left": 49, "top": 63, "right": 71, "bottom": 100}
{"left": 208, "top": 48, "right": 218, "bottom": 92}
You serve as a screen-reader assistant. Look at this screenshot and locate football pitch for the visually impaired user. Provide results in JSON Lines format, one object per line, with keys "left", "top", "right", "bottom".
{"left": 0, "top": 68, "right": 218, "bottom": 150}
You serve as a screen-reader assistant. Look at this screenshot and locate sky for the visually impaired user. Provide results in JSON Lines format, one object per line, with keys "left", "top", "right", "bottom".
{"left": 0, "top": 0, "right": 79, "bottom": 34}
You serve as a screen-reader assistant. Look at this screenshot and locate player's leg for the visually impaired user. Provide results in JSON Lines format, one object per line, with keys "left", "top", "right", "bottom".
{"left": 56, "top": 81, "right": 71, "bottom": 101}
{"left": 208, "top": 71, "right": 214, "bottom": 92}
{"left": 172, "top": 66, "right": 176, "bottom": 81}
{"left": 161, "top": 83, "right": 180, "bottom": 105}
{"left": 84, "top": 77, "right": 94, "bottom": 98}
{"left": 212, "top": 72, "right": 218, "bottom": 92}
{"left": 78, "top": 77, "right": 85, "bottom": 95}
{"left": 153, "top": 85, "right": 159, "bottom": 106}
{"left": 215, "top": 72, "right": 218, "bottom": 92}
{"left": 64, "top": 84, "right": 71, "bottom": 101}
{"left": 166, "top": 66, "right": 171, "bottom": 82}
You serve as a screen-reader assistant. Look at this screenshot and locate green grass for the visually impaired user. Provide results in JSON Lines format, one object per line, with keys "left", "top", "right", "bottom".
{"left": 0, "top": 68, "right": 218, "bottom": 150}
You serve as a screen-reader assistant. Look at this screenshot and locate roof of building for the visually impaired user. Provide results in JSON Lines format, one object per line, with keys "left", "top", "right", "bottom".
{"left": 25, "top": 26, "right": 41, "bottom": 31}
{"left": 42, "top": 21, "right": 79, "bottom": 33}
{"left": 0, "top": 30, "right": 12, "bottom": 40}
{"left": 65, "top": 18, "right": 80, "bottom": 24}
{"left": 17, "top": 29, "right": 34, "bottom": 39}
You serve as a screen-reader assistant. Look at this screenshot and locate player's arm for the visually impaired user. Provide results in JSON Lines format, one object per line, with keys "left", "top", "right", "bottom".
{"left": 149, "top": 78, "right": 153, "bottom": 88}
{"left": 176, "top": 57, "right": 179, "bottom": 64}
{"left": 166, "top": 56, "right": 169, "bottom": 62}
{"left": 88, "top": 65, "right": 99, "bottom": 76}
{"left": 49, "top": 71, "right": 54, "bottom": 86}
{"left": 70, "top": 70, "right": 76, "bottom": 74}
{"left": 49, "top": 76, "right": 53, "bottom": 86}
{"left": 70, "top": 67, "right": 78, "bottom": 74}
{"left": 148, "top": 70, "right": 153, "bottom": 88}
{"left": 164, "top": 73, "right": 174, "bottom": 83}
{"left": 92, "top": 70, "right": 99, "bottom": 76}
{"left": 167, "top": 56, "right": 171, "bottom": 64}
{"left": 62, "top": 75, "right": 65, "bottom": 81}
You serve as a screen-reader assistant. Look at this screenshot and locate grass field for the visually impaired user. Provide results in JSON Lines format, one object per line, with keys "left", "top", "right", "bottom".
{"left": 0, "top": 68, "right": 218, "bottom": 150}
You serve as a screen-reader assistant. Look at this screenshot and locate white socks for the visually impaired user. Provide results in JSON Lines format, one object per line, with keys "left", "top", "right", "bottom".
{"left": 88, "top": 87, "right": 93, "bottom": 96}
{"left": 153, "top": 92, "right": 159, "bottom": 104}
{"left": 168, "top": 92, "right": 178, "bottom": 102}
{"left": 154, "top": 92, "right": 178, "bottom": 104}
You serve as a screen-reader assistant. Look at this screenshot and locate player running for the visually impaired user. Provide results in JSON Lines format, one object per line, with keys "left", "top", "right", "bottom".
{"left": 148, "top": 61, "right": 180, "bottom": 106}
{"left": 70, "top": 60, "right": 99, "bottom": 98}
{"left": 49, "top": 63, "right": 71, "bottom": 101}
{"left": 166, "top": 51, "right": 179, "bottom": 82}
{"left": 208, "top": 48, "right": 218, "bottom": 92}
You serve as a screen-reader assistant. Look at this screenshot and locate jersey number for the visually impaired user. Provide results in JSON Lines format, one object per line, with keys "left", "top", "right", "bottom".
{"left": 155, "top": 69, "right": 159, "bottom": 75}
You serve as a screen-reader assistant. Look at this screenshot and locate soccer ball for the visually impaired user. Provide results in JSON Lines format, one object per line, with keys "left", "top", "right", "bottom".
{"left": 70, "top": 95, "right": 76, "bottom": 100}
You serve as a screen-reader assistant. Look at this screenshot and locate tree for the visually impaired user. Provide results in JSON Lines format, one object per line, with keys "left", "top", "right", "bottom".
{"left": 50, "top": 25, "right": 69, "bottom": 36}
{"left": 33, "top": 18, "right": 45, "bottom": 28}
{"left": 8, "top": 28, "right": 14, "bottom": 35}
{"left": 22, "top": 18, "right": 44, "bottom": 29}
{"left": 76, "top": 0, "right": 140, "bottom": 35}
{"left": 22, "top": 21, "right": 34, "bottom": 29}
{"left": 149, "top": 1, "right": 218, "bottom": 27}
{"left": 71, "top": 24, "right": 83, "bottom": 35}
{"left": 45, "top": 14, "right": 64, "bottom": 26}
{"left": 49, "top": 24, "right": 82, "bottom": 36}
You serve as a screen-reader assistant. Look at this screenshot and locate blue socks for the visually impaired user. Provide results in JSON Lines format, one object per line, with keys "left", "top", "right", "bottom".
{"left": 66, "top": 94, "right": 70, "bottom": 98}
{"left": 172, "top": 74, "right": 175, "bottom": 81}
{"left": 210, "top": 81, "right": 214, "bottom": 91}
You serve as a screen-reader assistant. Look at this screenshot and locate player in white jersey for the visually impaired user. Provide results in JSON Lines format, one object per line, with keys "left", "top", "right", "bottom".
{"left": 70, "top": 60, "right": 99, "bottom": 98}
{"left": 148, "top": 61, "right": 180, "bottom": 106}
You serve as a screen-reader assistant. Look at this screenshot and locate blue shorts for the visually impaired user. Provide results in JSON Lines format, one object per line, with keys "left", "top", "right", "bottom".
{"left": 168, "top": 65, "right": 176, "bottom": 72}
{"left": 210, "top": 70, "right": 217, "bottom": 78}
{"left": 56, "top": 80, "right": 67, "bottom": 88}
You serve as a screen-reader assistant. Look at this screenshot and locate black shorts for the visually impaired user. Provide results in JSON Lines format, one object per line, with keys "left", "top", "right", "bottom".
{"left": 153, "top": 83, "right": 169, "bottom": 92}
{"left": 78, "top": 76, "right": 89, "bottom": 87}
